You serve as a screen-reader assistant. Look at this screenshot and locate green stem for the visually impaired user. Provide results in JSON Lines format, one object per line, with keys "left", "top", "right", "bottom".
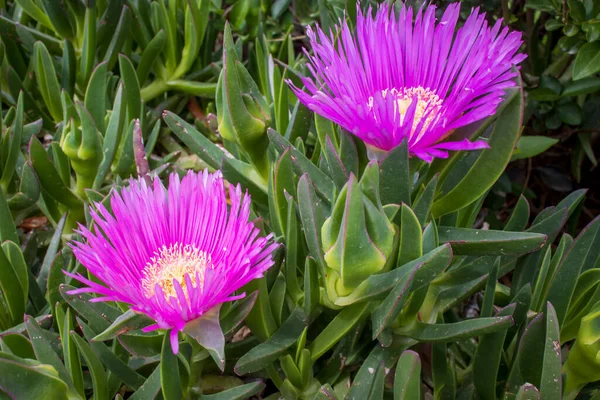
{"left": 140, "top": 80, "right": 170, "bottom": 102}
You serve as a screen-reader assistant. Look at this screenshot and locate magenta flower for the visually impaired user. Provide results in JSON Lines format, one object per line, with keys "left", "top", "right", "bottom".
{"left": 66, "top": 171, "right": 278, "bottom": 356}
{"left": 287, "top": 4, "right": 526, "bottom": 161}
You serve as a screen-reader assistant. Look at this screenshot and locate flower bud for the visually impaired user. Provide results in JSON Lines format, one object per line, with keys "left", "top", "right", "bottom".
{"left": 216, "top": 23, "right": 270, "bottom": 179}
{"left": 564, "top": 301, "right": 600, "bottom": 396}
{"left": 321, "top": 173, "right": 396, "bottom": 300}
{"left": 60, "top": 118, "right": 102, "bottom": 197}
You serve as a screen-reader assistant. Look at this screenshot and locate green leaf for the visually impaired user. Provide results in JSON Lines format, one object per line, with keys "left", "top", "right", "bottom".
{"left": 394, "top": 350, "right": 421, "bottom": 400}
{"left": 184, "top": 307, "right": 225, "bottom": 371}
{"left": 37, "top": 213, "right": 66, "bottom": 296}
{"left": 0, "top": 352, "right": 70, "bottom": 399}
{"left": 235, "top": 308, "right": 307, "bottom": 375}
{"left": 221, "top": 291, "right": 258, "bottom": 335}
{"left": 413, "top": 174, "right": 438, "bottom": 226}
{"left": 505, "top": 195, "right": 530, "bottom": 231}
{"left": 71, "top": 333, "right": 108, "bottom": 400}
{"left": 438, "top": 227, "right": 547, "bottom": 256}
{"left": 84, "top": 62, "right": 108, "bottom": 133}
{"left": 562, "top": 77, "right": 600, "bottom": 96}
{"left": 297, "top": 174, "right": 329, "bottom": 280}
{"left": 379, "top": 141, "right": 410, "bottom": 206}
{"left": 129, "top": 366, "right": 161, "bottom": 400}
{"left": 309, "top": 302, "right": 371, "bottom": 360}
{"left": 515, "top": 384, "right": 540, "bottom": 400}
{"left": 539, "top": 303, "right": 562, "bottom": 400}
{"left": 347, "top": 346, "right": 398, "bottom": 400}
{"left": 29, "top": 138, "right": 82, "bottom": 209}
{"left": 334, "top": 244, "right": 452, "bottom": 306}
{"left": 33, "top": 41, "right": 62, "bottom": 121}
{"left": 15, "top": 0, "right": 53, "bottom": 29}
{"left": 25, "top": 315, "right": 73, "bottom": 388}
{"left": 200, "top": 381, "right": 266, "bottom": 400}
{"left": 304, "top": 257, "right": 320, "bottom": 318}
{"left": 0, "top": 244, "right": 26, "bottom": 326}
{"left": 473, "top": 303, "right": 516, "bottom": 400}
{"left": 78, "top": 318, "right": 146, "bottom": 390}
{"left": 432, "top": 89, "right": 522, "bottom": 216}
{"left": 41, "top": 0, "right": 74, "bottom": 38}
{"left": 481, "top": 259, "right": 500, "bottom": 318}
{"left": 60, "top": 284, "right": 121, "bottom": 333}
{"left": 93, "top": 83, "right": 126, "bottom": 189}
{"left": 163, "top": 111, "right": 224, "bottom": 170}
{"left": 93, "top": 309, "right": 154, "bottom": 342}
{"left": 0, "top": 188, "right": 19, "bottom": 244}
{"left": 269, "top": 129, "right": 334, "bottom": 203}
{"left": 505, "top": 313, "right": 546, "bottom": 398}
{"left": 401, "top": 316, "right": 513, "bottom": 341}
{"left": 119, "top": 55, "right": 142, "bottom": 122}
{"left": 2, "top": 242, "right": 27, "bottom": 311}
{"left": 573, "top": 42, "right": 600, "bottom": 80}
{"left": 1, "top": 92, "right": 23, "bottom": 190}
{"left": 80, "top": 6, "right": 97, "bottom": 88}
{"left": 160, "top": 333, "right": 183, "bottom": 400}
{"left": 242, "top": 277, "right": 277, "bottom": 342}
{"left": 102, "top": 5, "right": 132, "bottom": 71}
{"left": 397, "top": 205, "right": 422, "bottom": 266}
{"left": 221, "top": 158, "right": 268, "bottom": 205}
{"left": 56, "top": 308, "right": 84, "bottom": 398}
{"left": 371, "top": 266, "right": 417, "bottom": 339}
{"left": 136, "top": 30, "right": 166, "bottom": 84}
{"left": 545, "top": 216, "right": 600, "bottom": 326}
{"left": 511, "top": 136, "right": 559, "bottom": 161}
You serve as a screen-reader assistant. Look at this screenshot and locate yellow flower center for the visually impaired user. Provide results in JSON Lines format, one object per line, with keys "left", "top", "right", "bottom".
{"left": 368, "top": 87, "right": 443, "bottom": 138}
{"left": 141, "top": 243, "right": 211, "bottom": 300}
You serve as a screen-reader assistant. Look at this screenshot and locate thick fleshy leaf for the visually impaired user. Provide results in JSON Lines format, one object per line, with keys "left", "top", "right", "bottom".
{"left": 432, "top": 88, "right": 523, "bottom": 216}
{"left": 0, "top": 352, "right": 70, "bottom": 399}
{"left": 235, "top": 308, "right": 307, "bottom": 374}
{"left": 473, "top": 303, "right": 516, "bottom": 400}
{"left": 163, "top": 111, "right": 224, "bottom": 170}
{"left": 545, "top": 216, "right": 600, "bottom": 326}
{"left": 93, "top": 309, "right": 155, "bottom": 342}
{"left": 185, "top": 306, "right": 225, "bottom": 371}
{"left": 269, "top": 129, "right": 334, "bottom": 203}
{"left": 309, "top": 302, "right": 371, "bottom": 360}
{"left": 371, "top": 267, "right": 417, "bottom": 339}
{"left": 438, "top": 227, "right": 547, "bottom": 256}
{"left": 71, "top": 333, "right": 108, "bottom": 400}
{"left": 400, "top": 316, "right": 513, "bottom": 341}
{"left": 379, "top": 140, "right": 410, "bottom": 206}
{"left": 393, "top": 350, "right": 421, "bottom": 400}
{"left": 334, "top": 244, "right": 452, "bottom": 306}
{"left": 539, "top": 303, "right": 562, "bottom": 400}
{"left": 199, "top": 381, "right": 266, "bottom": 400}
{"left": 78, "top": 318, "right": 146, "bottom": 390}
{"left": 160, "top": 333, "right": 183, "bottom": 400}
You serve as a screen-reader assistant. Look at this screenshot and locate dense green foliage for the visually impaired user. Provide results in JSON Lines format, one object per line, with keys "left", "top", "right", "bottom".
{"left": 0, "top": 0, "right": 599, "bottom": 399}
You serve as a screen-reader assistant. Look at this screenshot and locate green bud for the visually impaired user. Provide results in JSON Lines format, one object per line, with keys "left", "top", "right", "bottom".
{"left": 60, "top": 116, "right": 102, "bottom": 198}
{"left": 321, "top": 173, "right": 396, "bottom": 300}
{"left": 216, "top": 23, "right": 270, "bottom": 179}
{"left": 564, "top": 301, "right": 600, "bottom": 396}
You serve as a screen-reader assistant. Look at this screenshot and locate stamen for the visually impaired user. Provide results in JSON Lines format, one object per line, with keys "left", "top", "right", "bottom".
{"left": 367, "top": 87, "right": 443, "bottom": 138}
{"left": 141, "top": 243, "right": 211, "bottom": 300}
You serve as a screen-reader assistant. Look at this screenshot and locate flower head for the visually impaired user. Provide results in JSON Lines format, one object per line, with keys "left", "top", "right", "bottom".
{"left": 287, "top": 3, "right": 526, "bottom": 161}
{"left": 66, "top": 170, "right": 278, "bottom": 354}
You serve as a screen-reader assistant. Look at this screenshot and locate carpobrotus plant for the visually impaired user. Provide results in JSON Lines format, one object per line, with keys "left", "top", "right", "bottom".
{"left": 288, "top": 4, "right": 526, "bottom": 161}
{"left": 65, "top": 171, "right": 278, "bottom": 362}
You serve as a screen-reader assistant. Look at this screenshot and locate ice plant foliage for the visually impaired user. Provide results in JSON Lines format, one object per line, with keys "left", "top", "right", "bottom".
{"left": 288, "top": 3, "right": 526, "bottom": 161}
{"left": 66, "top": 171, "right": 278, "bottom": 354}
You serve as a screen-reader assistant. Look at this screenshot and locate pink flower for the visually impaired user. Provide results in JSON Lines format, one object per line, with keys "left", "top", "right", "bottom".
{"left": 66, "top": 170, "right": 278, "bottom": 354}
{"left": 288, "top": 4, "right": 526, "bottom": 161}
